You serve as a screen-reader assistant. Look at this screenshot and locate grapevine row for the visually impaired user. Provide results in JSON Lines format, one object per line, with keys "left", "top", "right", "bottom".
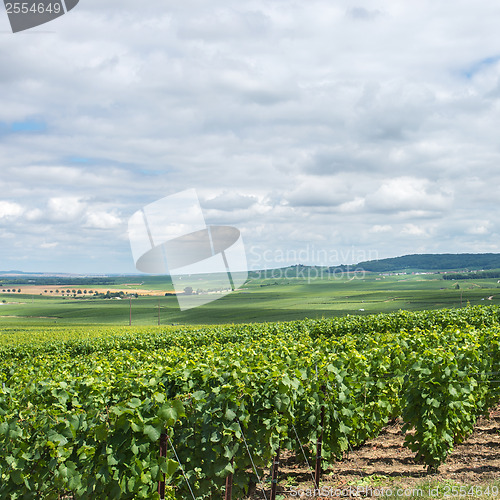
{"left": 1, "top": 305, "right": 500, "bottom": 498}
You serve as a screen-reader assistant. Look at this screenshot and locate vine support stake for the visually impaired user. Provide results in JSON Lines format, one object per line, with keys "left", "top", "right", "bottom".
{"left": 224, "top": 457, "right": 234, "bottom": 500}
{"left": 270, "top": 448, "right": 280, "bottom": 500}
{"left": 129, "top": 297, "right": 132, "bottom": 326}
{"left": 158, "top": 432, "right": 168, "bottom": 499}
{"left": 315, "top": 388, "right": 325, "bottom": 490}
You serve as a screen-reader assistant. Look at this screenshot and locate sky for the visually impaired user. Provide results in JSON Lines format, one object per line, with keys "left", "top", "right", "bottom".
{"left": 1, "top": 0, "right": 500, "bottom": 274}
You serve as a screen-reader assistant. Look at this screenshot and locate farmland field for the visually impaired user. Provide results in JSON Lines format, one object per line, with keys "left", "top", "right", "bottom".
{"left": 1, "top": 269, "right": 500, "bottom": 326}
{"left": 2, "top": 305, "right": 500, "bottom": 498}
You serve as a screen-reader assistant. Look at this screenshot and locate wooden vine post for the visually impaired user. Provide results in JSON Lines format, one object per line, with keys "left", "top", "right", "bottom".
{"left": 224, "top": 457, "right": 234, "bottom": 500}
{"left": 158, "top": 433, "right": 168, "bottom": 498}
{"left": 270, "top": 448, "right": 280, "bottom": 500}
{"left": 315, "top": 386, "right": 326, "bottom": 490}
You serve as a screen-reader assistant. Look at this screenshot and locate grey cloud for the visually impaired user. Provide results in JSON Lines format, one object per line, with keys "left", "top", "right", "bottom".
{"left": 283, "top": 177, "right": 354, "bottom": 208}
{"left": 346, "top": 7, "right": 383, "bottom": 21}
{"left": 302, "top": 148, "right": 379, "bottom": 176}
{"left": 177, "top": 9, "right": 272, "bottom": 41}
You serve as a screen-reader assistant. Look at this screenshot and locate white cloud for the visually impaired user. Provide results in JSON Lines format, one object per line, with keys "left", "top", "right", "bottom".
{"left": 466, "top": 222, "right": 492, "bottom": 235}
{"left": 0, "top": 201, "right": 23, "bottom": 219}
{"left": 40, "top": 242, "right": 59, "bottom": 249}
{"left": 202, "top": 191, "right": 257, "bottom": 211}
{"left": 47, "top": 197, "right": 85, "bottom": 222}
{"left": 370, "top": 224, "right": 392, "bottom": 233}
{"left": 367, "top": 177, "right": 453, "bottom": 214}
{"left": 402, "top": 224, "right": 429, "bottom": 237}
{"left": 339, "top": 197, "right": 365, "bottom": 213}
{"left": 25, "top": 209, "right": 43, "bottom": 221}
{"left": 84, "top": 211, "right": 122, "bottom": 229}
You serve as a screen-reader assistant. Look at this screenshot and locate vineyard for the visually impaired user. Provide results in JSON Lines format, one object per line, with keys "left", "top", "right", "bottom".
{"left": 1, "top": 305, "right": 500, "bottom": 499}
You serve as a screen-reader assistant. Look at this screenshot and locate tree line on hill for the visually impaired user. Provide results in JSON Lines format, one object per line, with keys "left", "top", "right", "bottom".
{"left": 442, "top": 270, "right": 500, "bottom": 280}
{"left": 330, "top": 253, "right": 500, "bottom": 273}
{"left": 0, "top": 277, "right": 116, "bottom": 286}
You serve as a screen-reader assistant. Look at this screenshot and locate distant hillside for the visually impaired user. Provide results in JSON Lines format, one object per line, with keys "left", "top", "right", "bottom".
{"left": 331, "top": 253, "right": 500, "bottom": 273}
{"left": 248, "top": 264, "right": 324, "bottom": 280}
{"left": 0, "top": 275, "right": 116, "bottom": 286}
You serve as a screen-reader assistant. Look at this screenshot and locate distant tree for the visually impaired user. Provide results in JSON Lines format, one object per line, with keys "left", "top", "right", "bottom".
{"left": 77, "top": 290, "right": 82, "bottom": 295}
{"left": 455, "top": 283, "right": 460, "bottom": 289}
{"left": 83, "top": 290, "right": 87, "bottom": 294}
{"left": 55, "top": 289, "right": 60, "bottom": 293}
{"left": 17, "top": 289, "right": 21, "bottom": 293}
{"left": 184, "top": 286, "right": 193, "bottom": 295}
{"left": 67, "top": 289, "right": 71, "bottom": 294}
{"left": 44, "top": 290, "right": 48, "bottom": 293}
{"left": 72, "top": 290, "right": 76, "bottom": 294}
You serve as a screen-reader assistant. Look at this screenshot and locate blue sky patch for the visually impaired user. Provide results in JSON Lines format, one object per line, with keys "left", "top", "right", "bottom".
{"left": 10, "top": 120, "right": 47, "bottom": 133}
{"left": 463, "top": 55, "right": 500, "bottom": 79}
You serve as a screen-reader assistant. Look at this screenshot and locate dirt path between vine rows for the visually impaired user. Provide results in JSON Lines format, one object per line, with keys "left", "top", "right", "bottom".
{"left": 249, "top": 407, "right": 500, "bottom": 499}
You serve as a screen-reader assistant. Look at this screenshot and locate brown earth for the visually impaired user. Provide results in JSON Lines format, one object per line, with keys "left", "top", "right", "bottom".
{"left": 248, "top": 408, "right": 500, "bottom": 499}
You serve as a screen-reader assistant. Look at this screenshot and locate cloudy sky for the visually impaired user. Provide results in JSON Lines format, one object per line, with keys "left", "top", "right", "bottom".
{"left": 1, "top": 0, "right": 500, "bottom": 274}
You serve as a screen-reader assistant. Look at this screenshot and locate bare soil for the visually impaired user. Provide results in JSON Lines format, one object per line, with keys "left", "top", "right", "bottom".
{"left": 249, "top": 407, "right": 500, "bottom": 499}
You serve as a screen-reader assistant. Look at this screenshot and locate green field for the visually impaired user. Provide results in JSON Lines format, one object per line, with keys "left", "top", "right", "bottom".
{"left": 1, "top": 269, "right": 499, "bottom": 325}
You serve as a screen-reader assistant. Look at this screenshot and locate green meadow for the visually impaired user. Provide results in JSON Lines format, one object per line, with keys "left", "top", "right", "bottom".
{"left": 1, "top": 269, "right": 499, "bottom": 326}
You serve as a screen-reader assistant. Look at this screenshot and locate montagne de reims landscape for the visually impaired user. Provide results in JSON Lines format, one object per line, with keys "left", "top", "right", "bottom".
{"left": 3, "top": 1, "right": 500, "bottom": 499}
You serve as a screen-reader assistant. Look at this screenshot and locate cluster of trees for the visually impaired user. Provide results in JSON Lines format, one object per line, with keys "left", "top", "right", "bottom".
{"left": 443, "top": 270, "right": 500, "bottom": 280}
{"left": 37, "top": 289, "right": 139, "bottom": 299}
{"left": 43, "top": 289, "right": 95, "bottom": 296}
{"left": 0, "top": 288, "right": 21, "bottom": 293}
{"left": 93, "top": 291, "right": 138, "bottom": 299}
